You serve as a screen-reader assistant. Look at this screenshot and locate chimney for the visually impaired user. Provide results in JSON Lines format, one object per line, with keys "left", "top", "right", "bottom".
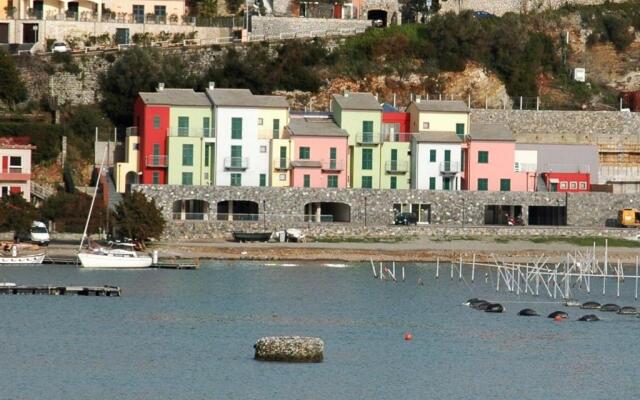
{"left": 343, "top": 90, "right": 349, "bottom": 98}
{"left": 157, "top": 82, "right": 165, "bottom": 91}
{"left": 208, "top": 81, "right": 215, "bottom": 90}
{"left": 416, "top": 95, "right": 421, "bottom": 104}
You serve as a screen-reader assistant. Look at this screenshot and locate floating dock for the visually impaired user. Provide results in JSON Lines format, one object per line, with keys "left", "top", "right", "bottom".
{"left": 0, "top": 285, "right": 121, "bottom": 296}
{"left": 42, "top": 256, "right": 199, "bottom": 269}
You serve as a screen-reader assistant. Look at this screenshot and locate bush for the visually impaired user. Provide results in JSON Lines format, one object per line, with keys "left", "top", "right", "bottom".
{"left": 41, "top": 190, "right": 108, "bottom": 233}
{"left": 0, "top": 193, "right": 39, "bottom": 236}
{"left": 113, "top": 192, "right": 165, "bottom": 243}
{"left": 0, "top": 123, "right": 62, "bottom": 163}
{"left": 0, "top": 49, "right": 28, "bottom": 109}
{"left": 602, "top": 15, "right": 634, "bottom": 51}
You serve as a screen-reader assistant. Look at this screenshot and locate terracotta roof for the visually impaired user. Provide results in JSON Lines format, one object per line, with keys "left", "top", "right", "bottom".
{"left": 0, "top": 136, "right": 35, "bottom": 149}
{"left": 469, "top": 123, "right": 514, "bottom": 141}
{"left": 413, "top": 132, "right": 463, "bottom": 143}
{"left": 411, "top": 100, "right": 470, "bottom": 113}
{"left": 139, "top": 89, "right": 211, "bottom": 106}
{"left": 287, "top": 118, "right": 348, "bottom": 137}
{"left": 290, "top": 160, "right": 322, "bottom": 168}
{"left": 332, "top": 92, "right": 382, "bottom": 111}
{"left": 206, "top": 88, "right": 289, "bottom": 108}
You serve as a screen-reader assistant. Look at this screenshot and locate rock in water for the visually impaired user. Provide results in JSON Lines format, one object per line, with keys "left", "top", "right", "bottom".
{"left": 254, "top": 336, "right": 324, "bottom": 362}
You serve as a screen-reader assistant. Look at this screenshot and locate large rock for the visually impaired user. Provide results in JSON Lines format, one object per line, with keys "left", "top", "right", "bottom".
{"left": 254, "top": 336, "right": 324, "bottom": 362}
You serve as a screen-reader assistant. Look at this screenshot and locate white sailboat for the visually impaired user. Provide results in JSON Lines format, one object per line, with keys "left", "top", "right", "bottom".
{"left": 77, "top": 148, "right": 152, "bottom": 269}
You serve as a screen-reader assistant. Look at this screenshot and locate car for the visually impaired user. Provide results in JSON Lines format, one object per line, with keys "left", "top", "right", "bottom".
{"left": 51, "top": 42, "right": 69, "bottom": 53}
{"left": 394, "top": 212, "right": 418, "bottom": 225}
{"left": 29, "top": 221, "right": 50, "bottom": 246}
{"left": 472, "top": 11, "right": 496, "bottom": 19}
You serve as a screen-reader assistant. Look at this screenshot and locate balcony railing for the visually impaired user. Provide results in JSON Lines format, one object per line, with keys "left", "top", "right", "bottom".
{"left": 274, "top": 158, "right": 290, "bottom": 170}
{"left": 383, "top": 132, "right": 412, "bottom": 142}
{"left": 172, "top": 212, "right": 209, "bottom": 221}
{"left": 126, "top": 126, "right": 138, "bottom": 136}
{"left": 216, "top": 213, "right": 260, "bottom": 221}
{"left": 439, "top": 161, "right": 460, "bottom": 173}
{"left": 146, "top": 155, "right": 168, "bottom": 167}
{"left": 168, "top": 127, "right": 215, "bottom": 138}
{"left": 385, "top": 160, "right": 409, "bottom": 173}
{"left": 356, "top": 132, "right": 382, "bottom": 145}
{"left": 224, "top": 157, "right": 249, "bottom": 170}
{"left": 321, "top": 159, "right": 344, "bottom": 171}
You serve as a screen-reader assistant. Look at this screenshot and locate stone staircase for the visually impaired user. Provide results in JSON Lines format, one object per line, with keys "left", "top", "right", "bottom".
{"left": 31, "top": 181, "right": 55, "bottom": 201}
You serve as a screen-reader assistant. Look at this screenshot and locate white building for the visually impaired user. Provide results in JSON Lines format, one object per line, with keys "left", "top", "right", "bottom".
{"left": 411, "top": 132, "right": 463, "bottom": 191}
{"left": 0, "top": 136, "right": 35, "bottom": 201}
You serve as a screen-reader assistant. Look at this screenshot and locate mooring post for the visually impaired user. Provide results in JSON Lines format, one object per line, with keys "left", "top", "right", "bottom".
{"left": 459, "top": 256, "right": 463, "bottom": 281}
{"left": 392, "top": 262, "right": 396, "bottom": 279}
{"left": 617, "top": 259, "right": 621, "bottom": 298}
{"left": 371, "top": 259, "right": 377, "bottom": 278}
{"left": 635, "top": 256, "right": 638, "bottom": 300}
{"left": 604, "top": 239, "right": 608, "bottom": 295}
{"left": 379, "top": 262, "right": 383, "bottom": 280}
{"left": 402, "top": 267, "right": 405, "bottom": 282}
{"left": 450, "top": 262, "right": 454, "bottom": 280}
{"left": 471, "top": 254, "right": 476, "bottom": 282}
{"left": 436, "top": 258, "right": 440, "bottom": 279}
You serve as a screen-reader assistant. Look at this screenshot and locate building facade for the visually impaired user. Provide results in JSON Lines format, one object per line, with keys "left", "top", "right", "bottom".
{"left": 0, "top": 136, "right": 34, "bottom": 200}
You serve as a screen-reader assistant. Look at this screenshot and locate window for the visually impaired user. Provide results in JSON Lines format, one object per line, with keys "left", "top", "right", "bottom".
{"left": 181, "top": 172, "right": 193, "bottom": 185}
{"left": 422, "top": 122, "right": 430, "bottom": 130}
{"left": 231, "top": 117, "right": 242, "bottom": 139}
{"left": 456, "top": 123, "right": 465, "bottom": 137}
{"left": 327, "top": 175, "right": 338, "bottom": 188}
{"left": 152, "top": 171, "right": 160, "bottom": 184}
{"left": 9, "top": 156, "right": 21, "bottom": 173}
{"left": 178, "top": 116, "right": 189, "bottom": 136}
{"left": 204, "top": 144, "right": 210, "bottom": 167}
{"left": 299, "top": 147, "right": 310, "bottom": 160}
{"left": 259, "top": 174, "right": 266, "bottom": 187}
{"left": 279, "top": 173, "right": 286, "bottom": 181}
{"left": 390, "top": 176, "right": 397, "bottom": 189}
{"left": 362, "top": 148, "right": 373, "bottom": 170}
{"left": 570, "top": 181, "right": 577, "bottom": 190}
{"left": 154, "top": 5, "right": 166, "bottom": 19}
{"left": 257, "top": 118, "right": 263, "bottom": 126}
{"left": 230, "top": 173, "right": 241, "bottom": 186}
{"left": 478, "top": 151, "right": 489, "bottom": 164}
{"left": 151, "top": 143, "right": 160, "bottom": 166}
{"left": 443, "top": 177, "right": 451, "bottom": 191}
{"left": 560, "top": 181, "right": 568, "bottom": 190}
{"left": 429, "top": 149, "right": 436, "bottom": 162}
{"left": 500, "top": 179, "right": 511, "bottom": 192}
{"left": 152, "top": 143, "right": 160, "bottom": 155}
{"left": 231, "top": 145, "right": 242, "bottom": 168}
{"left": 477, "top": 178, "right": 488, "bottom": 191}
{"left": 182, "top": 144, "right": 193, "bottom": 166}
{"left": 153, "top": 115, "right": 160, "bottom": 129}
{"left": 303, "top": 175, "right": 311, "bottom": 188}
{"left": 362, "top": 120, "right": 374, "bottom": 143}
{"left": 429, "top": 177, "right": 436, "bottom": 190}
{"left": 579, "top": 181, "right": 587, "bottom": 190}
{"left": 461, "top": 149, "right": 465, "bottom": 172}
{"left": 203, "top": 117, "right": 210, "bottom": 137}
{"left": 361, "top": 176, "right": 373, "bottom": 188}
{"left": 273, "top": 119, "right": 280, "bottom": 139}
{"left": 260, "top": 146, "right": 267, "bottom": 153}
{"left": 132, "top": 4, "right": 144, "bottom": 23}
{"left": 279, "top": 146, "right": 287, "bottom": 169}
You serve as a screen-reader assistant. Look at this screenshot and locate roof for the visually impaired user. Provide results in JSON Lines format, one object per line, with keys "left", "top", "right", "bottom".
{"left": 206, "top": 88, "right": 289, "bottom": 108}
{"left": 287, "top": 118, "right": 348, "bottom": 137}
{"left": 332, "top": 93, "right": 381, "bottom": 111}
{"left": 139, "top": 89, "right": 211, "bottom": 107}
{"left": 469, "top": 123, "right": 514, "bottom": 141}
{"left": 411, "top": 100, "right": 469, "bottom": 113}
{"left": 413, "top": 132, "right": 463, "bottom": 143}
{"left": 290, "top": 160, "right": 322, "bottom": 168}
{"left": 382, "top": 103, "right": 399, "bottom": 112}
{"left": 0, "top": 136, "right": 35, "bottom": 149}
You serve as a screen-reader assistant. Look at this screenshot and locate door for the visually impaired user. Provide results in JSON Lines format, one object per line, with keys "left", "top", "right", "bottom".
{"left": 444, "top": 149, "right": 451, "bottom": 172}
{"left": 67, "top": 2, "right": 79, "bottom": 19}
{"left": 22, "top": 23, "right": 39, "bottom": 43}
{"left": 443, "top": 177, "right": 451, "bottom": 191}
{"left": 231, "top": 145, "right": 242, "bottom": 168}
{"left": 132, "top": 5, "right": 145, "bottom": 23}
{"left": 115, "top": 28, "right": 130, "bottom": 45}
{"left": 33, "top": 1, "right": 43, "bottom": 18}
{"left": 0, "top": 24, "right": 8, "bottom": 44}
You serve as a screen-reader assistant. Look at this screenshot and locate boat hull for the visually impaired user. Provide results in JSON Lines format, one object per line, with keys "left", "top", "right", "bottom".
{"left": 0, "top": 254, "right": 45, "bottom": 265}
{"left": 232, "top": 232, "right": 272, "bottom": 242}
{"left": 78, "top": 252, "right": 152, "bottom": 268}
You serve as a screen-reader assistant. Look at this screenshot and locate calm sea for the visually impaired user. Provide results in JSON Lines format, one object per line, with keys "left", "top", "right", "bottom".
{"left": 0, "top": 261, "right": 638, "bottom": 399}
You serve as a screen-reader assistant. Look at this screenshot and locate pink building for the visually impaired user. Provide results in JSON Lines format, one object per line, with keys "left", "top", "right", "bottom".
{"left": 0, "top": 136, "right": 35, "bottom": 201}
{"left": 465, "top": 123, "right": 531, "bottom": 192}
{"left": 286, "top": 116, "right": 349, "bottom": 188}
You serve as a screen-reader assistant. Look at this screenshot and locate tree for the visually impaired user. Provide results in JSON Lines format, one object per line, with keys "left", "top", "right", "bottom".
{"left": 402, "top": 0, "right": 445, "bottom": 23}
{"left": 0, "top": 193, "right": 39, "bottom": 237}
{"left": 0, "top": 49, "right": 27, "bottom": 109}
{"left": 113, "top": 192, "right": 165, "bottom": 243}
{"left": 41, "top": 190, "right": 108, "bottom": 233}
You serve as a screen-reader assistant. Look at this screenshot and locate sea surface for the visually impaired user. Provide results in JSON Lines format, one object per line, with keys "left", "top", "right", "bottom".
{"left": 0, "top": 261, "right": 639, "bottom": 400}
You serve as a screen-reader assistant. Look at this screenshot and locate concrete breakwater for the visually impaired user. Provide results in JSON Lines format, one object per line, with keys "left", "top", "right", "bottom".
{"left": 254, "top": 336, "right": 324, "bottom": 362}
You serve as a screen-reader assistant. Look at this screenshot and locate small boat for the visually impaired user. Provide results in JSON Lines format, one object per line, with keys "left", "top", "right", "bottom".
{"left": 78, "top": 242, "right": 152, "bottom": 269}
{"left": 232, "top": 231, "right": 272, "bottom": 242}
{"left": 0, "top": 245, "right": 45, "bottom": 265}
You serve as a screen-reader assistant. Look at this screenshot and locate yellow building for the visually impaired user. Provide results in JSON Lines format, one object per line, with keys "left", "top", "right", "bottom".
{"left": 257, "top": 106, "right": 289, "bottom": 187}
{"left": 406, "top": 99, "right": 470, "bottom": 135}
{"left": 115, "top": 133, "right": 139, "bottom": 193}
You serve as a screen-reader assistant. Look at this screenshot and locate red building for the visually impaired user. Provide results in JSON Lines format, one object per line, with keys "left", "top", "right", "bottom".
{"left": 541, "top": 172, "right": 591, "bottom": 192}
{"left": 133, "top": 94, "right": 171, "bottom": 185}
{"left": 382, "top": 105, "right": 411, "bottom": 142}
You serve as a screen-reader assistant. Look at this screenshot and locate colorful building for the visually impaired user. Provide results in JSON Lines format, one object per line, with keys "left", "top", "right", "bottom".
{"left": 331, "top": 92, "right": 382, "bottom": 189}
{"left": 285, "top": 115, "right": 349, "bottom": 188}
{"left": 541, "top": 172, "right": 591, "bottom": 192}
{"left": 406, "top": 99, "right": 470, "bottom": 136}
{"left": 0, "top": 136, "right": 34, "bottom": 200}
{"left": 411, "top": 132, "right": 464, "bottom": 190}
{"left": 381, "top": 105, "right": 411, "bottom": 189}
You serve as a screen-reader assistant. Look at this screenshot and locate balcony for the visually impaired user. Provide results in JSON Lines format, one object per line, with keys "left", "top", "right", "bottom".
{"left": 383, "top": 132, "right": 412, "bottom": 142}
{"left": 514, "top": 162, "right": 537, "bottom": 172}
{"left": 224, "top": 157, "right": 249, "bottom": 170}
{"left": 168, "top": 127, "right": 215, "bottom": 138}
{"left": 126, "top": 126, "right": 138, "bottom": 136}
{"left": 356, "top": 132, "right": 382, "bottom": 145}
{"left": 385, "top": 160, "right": 409, "bottom": 173}
{"left": 439, "top": 161, "right": 460, "bottom": 174}
{"left": 146, "top": 155, "right": 168, "bottom": 168}
{"left": 274, "top": 158, "right": 290, "bottom": 170}
{"left": 321, "top": 159, "right": 344, "bottom": 171}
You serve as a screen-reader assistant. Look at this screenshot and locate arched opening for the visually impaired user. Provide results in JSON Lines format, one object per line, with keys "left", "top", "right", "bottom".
{"left": 303, "top": 202, "right": 350, "bottom": 223}
{"left": 217, "top": 200, "right": 259, "bottom": 221}
{"left": 172, "top": 199, "right": 210, "bottom": 220}
{"left": 125, "top": 171, "right": 139, "bottom": 193}
{"left": 367, "top": 10, "right": 388, "bottom": 27}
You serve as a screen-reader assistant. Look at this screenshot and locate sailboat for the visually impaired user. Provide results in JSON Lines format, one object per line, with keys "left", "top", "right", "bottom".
{"left": 77, "top": 148, "right": 152, "bottom": 269}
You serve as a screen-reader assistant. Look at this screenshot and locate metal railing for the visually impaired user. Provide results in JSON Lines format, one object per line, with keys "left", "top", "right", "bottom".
{"left": 439, "top": 161, "right": 461, "bottom": 173}
{"left": 30, "top": 181, "right": 54, "bottom": 200}
{"left": 274, "top": 158, "right": 290, "bottom": 170}
{"left": 216, "top": 213, "right": 259, "bottom": 221}
{"left": 303, "top": 214, "right": 335, "bottom": 222}
{"left": 168, "top": 127, "right": 214, "bottom": 138}
{"left": 146, "top": 155, "right": 168, "bottom": 167}
{"left": 383, "top": 132, "right": 412, "bottom": 142}
{"left": 8, "top": 167, "right": 23, "bottom": 174}
{"left": 172, "top": 212, "right": 209, "bottom": 220}
{"left": 513, "top": 162, "right": 537, "bottom": 172}
{"left": 321, "top": 159, "right": 344, "bottom": 171}
{"left": 356, "top": 132, "right": 382, "bottom": 145}
{"left": 126, "top": 126, "right": 138, "bottom": 136}
{"left": 224, "top": 157, "right": 249, "bottom": 170}
{"left": 385, "top": 160, "right": 409, "bottom": 173}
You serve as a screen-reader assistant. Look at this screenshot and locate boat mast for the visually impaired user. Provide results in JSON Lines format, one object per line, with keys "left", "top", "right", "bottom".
{"left": 79, "top": 146, "right": 108, "bottom": 251}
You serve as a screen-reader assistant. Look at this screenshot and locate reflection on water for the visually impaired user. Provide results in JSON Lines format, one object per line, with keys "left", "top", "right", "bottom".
{"left": 0, "top": 261, "right": 638, "bottom": 399}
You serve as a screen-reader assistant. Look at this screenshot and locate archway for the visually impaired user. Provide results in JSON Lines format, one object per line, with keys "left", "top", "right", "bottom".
{"left": 217, "top": 200, "right": 259, "bottom": 221}
{"left": 303, "top": 202, "right": 350, "bottom": 223}
{"left": 125, "top": 171, "right": 139, "bottom": 193}
{"left": 172, "top": 199, "right": 210, "bottom": 220}
{"left": 367, "top": 10, "right": 388, "bottom": 27}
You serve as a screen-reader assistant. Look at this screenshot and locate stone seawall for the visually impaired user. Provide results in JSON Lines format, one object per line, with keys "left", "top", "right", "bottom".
{"left": 136, "top": 185, "right": 638, "bottom": 240}
{"left": 439, "top": 0, "right": 627, "bottom": 16}
{"left": 250, "top": 16, "right": 371, "bottom": 37}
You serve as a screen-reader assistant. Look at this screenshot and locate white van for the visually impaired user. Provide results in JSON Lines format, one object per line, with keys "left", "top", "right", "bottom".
{"left": 30, "top": 221, "right": 50, "bottom": 246}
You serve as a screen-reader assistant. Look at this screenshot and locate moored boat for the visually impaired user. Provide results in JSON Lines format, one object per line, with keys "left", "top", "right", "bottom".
{"left": 78, "top": 243, "right": 152, "bottom": 269}
{"left": 232, "top": 231, "right": 272, "bottom": 242}
{"left": 0, "top": 253, "right": 45, "bottom": 265}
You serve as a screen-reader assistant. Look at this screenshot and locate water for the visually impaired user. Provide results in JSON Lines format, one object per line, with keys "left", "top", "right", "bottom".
{"left": 0, "top": 261, "right": 639, "bottom": 399}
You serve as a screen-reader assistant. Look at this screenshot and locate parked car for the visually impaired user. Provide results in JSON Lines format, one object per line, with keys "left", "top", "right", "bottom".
{"left": 51, "top": 42, "right": 69, "bottom": 53}
{"left": 29, "top": 221, "right": 50, "bottom": 246}
{"left": 394, "top": 212, "right": 418, "bottom": 225}
{"left": 472, "top": 11, "right": 496, "bottom": 19}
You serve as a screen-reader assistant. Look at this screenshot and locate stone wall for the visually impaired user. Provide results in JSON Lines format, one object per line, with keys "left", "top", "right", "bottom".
{"left": 250, "top": 16, "right": 370, "bottom": 37}
{"left": 136, "top": 184, "right": 639, "bottom": 239}
{"left": 439, "top": 0, "right": 627, "bottom": 16}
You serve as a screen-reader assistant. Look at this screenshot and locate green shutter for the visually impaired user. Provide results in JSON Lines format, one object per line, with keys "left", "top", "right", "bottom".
{"left": 231, "top": 118, "right": 242, "bottom": 139}
{"left": 500, "top": 179, "right": 510, "bottom": 191}
{"left": 299, "top": 147, "right": 310, "bottom": 160}
{"left": 204, "top": 144, "right": 210, "bottom": 167}
{"left": 260, "top": 174, "right": 266, "bottom": 187}
{"left": 429, "top": 177, "right": 436, "bottom": 190}
{"left": 303, "top": 175, "right": 310, "bottom": 187}
{"left": 231, "top": 145, "right": 242, "bottom": 168}
{"left": 153, "top": 116, "right": 160, "bottom": 129}
{"left": 390, "top": 176, "right": 397, "bottom": 189}
{"left": 328, "top": 175, "right": 338, "bottom": 188}
{"left": 443, "top": 177, "right": 451, "bottom": 190}
{"left": 182, "top": 144, "right": 193, "bottom": 166}
{"left": 362, "top": 121, "right": 373, "bottom": 133}
{"left": 181, "top": 172, "right": 192, "bottom": 185}
{"left": 478, "top": 151, "right": 488, "bottom": 164}
{"left": 178, "top": 117, "right": 189, "bottom": 136}
{"left": 203, "top": 117, "right": 210, "bottom": 137}
{"left": 362, "top": 149, "right": 373, "bottom": 170}
{"left": 361, "top": 176, "right": 371, "bottom": 188}
{"left": 273, "top": 119, "right": 280, "bottom": 139}
{"left": 456, "top": 123, "right": 465, "bottom": 137}
{"left": 231, "top": 173, "right": 241, "bottom": 186}
{"left": 478, "top": 178, "right": 488, "bottom": 191}
{"left": 280, "top": 146, "right": 287, "bottom": 168}
{"left": 429, "top": 149, "right": 436, "bottom": 162}
{"left": 329, "top": 147, "right": 337, "bottom": 169}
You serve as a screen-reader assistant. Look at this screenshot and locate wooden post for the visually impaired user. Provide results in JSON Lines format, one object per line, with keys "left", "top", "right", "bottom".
{"left": 436, "top": 258, "right": 439, "bottom": 279}
{"left": 471, "top": 254, "right": 476, "bottom": 282}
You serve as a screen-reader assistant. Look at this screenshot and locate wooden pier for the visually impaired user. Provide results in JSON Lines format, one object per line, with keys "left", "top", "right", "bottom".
{"left": 42, "top": 256, "right": 199, "bottom": 270}
{"left": 0, "top": 285, "right": 121, "bottom": 296}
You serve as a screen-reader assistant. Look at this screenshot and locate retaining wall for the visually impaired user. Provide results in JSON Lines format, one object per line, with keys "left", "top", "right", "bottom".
{"left": 250, "top": 16, "right": 370, "bottom": 37}
{"left": 439, "top": 0, "right": 628, "bottom": 16}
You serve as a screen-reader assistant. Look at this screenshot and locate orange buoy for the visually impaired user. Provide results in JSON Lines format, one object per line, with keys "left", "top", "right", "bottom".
{"left": 404, "top": 332, "right": 413, "bottom": 341}
{"left": 554, "top": 315, "right": 564, "bottom": 322}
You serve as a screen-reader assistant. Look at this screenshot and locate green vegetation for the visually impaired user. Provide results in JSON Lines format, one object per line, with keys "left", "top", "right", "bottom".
{"left": 0, "top": 123, "right": 62, "bottom": 163}
{"left": 0, "top": 193, "right": 38, "bottom": 236}
{"left": 41, "top": 190, "right": 108, "bottom": 233}
{"left": 0, "top": 49, "right": 27, "bottom": 109}
{"left": 113, "top": 192, "right": 165, "bottom": 243}
{"left": 315, "top": 235, "right": 416, "bottom": 243}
